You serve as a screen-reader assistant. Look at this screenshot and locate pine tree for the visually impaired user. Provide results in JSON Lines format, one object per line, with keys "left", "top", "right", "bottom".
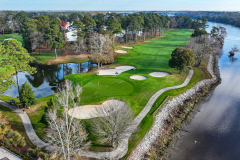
{"left": 1, "top": 39, "right": 36, "bottom": 96}
{"left": 19, "top": 81, "right": 37, "bottom": 108}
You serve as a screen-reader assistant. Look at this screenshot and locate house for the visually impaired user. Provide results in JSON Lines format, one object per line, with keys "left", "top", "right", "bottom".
{"left": 115, "top": 29, "right": 143, "bottom": 38}
{"left": 101, "top": 25, "right": 108, "bottom": 31}
{"left": 60, "top": 21, "right": 77, "bottom": 42}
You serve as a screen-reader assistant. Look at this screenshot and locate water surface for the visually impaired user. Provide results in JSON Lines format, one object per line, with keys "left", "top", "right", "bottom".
{"left": 167, "top": 22, "right": 240, "bottom": 160}
{"left": 4, "top": 62, "right": 96, "bottom": 98}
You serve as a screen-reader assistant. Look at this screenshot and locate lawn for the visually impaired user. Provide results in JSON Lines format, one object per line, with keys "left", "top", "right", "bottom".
{"left": 66, "top": 29, "right": 193, "bottom": 114}
{"left": 1, "top": 29, "right": 212, "bottom": 155}
{"left": 64, "top": 29, "right": 212, "bottom": 152}
{"left": 0, "top": 33, "right": 24, "bottom": 45}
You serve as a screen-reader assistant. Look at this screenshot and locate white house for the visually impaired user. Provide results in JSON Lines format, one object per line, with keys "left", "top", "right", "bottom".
{"left": 115, "top": 29, "right": 143, "bottom": 38}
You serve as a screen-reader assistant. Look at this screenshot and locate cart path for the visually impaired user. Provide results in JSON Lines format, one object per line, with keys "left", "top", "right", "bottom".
{"left": 0, "top": 100, "right": 54, "bottom": 151}
{"left": 0, "top": 69, "right": 193, "bottom": 159}
{"left": 82, "top": 69, "right": 194, "bottom": 159}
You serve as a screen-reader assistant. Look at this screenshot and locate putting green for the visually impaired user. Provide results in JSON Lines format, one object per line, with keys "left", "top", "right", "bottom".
{"left": 81, "top": 78, "right": 133, "bottom": 102}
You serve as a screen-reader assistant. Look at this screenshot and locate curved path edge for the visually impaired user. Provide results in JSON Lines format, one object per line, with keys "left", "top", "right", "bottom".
{"left": 81, "top": 69, "right": 194, "bottom": 159}
{"left": 0, "top": 68, "right": 194, "bottom": 159}
{"left": 128, "top": 55, "right": 218, "bottom": 159}
{"left": 0, "top": 100, "right": 54, "bottom": 151}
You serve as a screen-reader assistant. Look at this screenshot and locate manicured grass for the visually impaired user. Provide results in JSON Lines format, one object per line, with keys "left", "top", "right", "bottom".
{"left": 1, "top": 29, "right": 212, "bottom": 154}
{"left": 65, "top": 29, "right": 207, "bottom": 151}
{"left": 0, "top": 33, "right": 24, "bottom": 45}
{"left": 82, "top": 78, "right": 134, "bottom": 103}
{"left": 67, "top": 29, "right": 192, "bottom": 114}
{"left": 122, "top": 66, "right": 211, "bottom": 159}
{"left": 0, "top": 105, "right": 35, "bottom": 148}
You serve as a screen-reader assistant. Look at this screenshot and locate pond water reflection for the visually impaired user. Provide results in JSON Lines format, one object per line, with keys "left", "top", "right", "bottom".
{"left": 4, "top": 62, "right": 97, "bottom": 98}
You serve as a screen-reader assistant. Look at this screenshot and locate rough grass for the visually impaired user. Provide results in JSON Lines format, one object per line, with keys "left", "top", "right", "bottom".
{"left": 25, "top": 95, "right": 53, "bottom": 140}
{"left": 30, "top": 47, "right": 89, "bottom": 65}
{"left": 0, "top": 105, "right": 36, "bottom": 148}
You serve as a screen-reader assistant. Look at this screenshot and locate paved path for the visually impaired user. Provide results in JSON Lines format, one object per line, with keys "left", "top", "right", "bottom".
{"left": 82, "top": 69, "right": 194, "bottom": 159}
{"left": 0, "top": 100, "right": 53, "bottom": 151}
{"left": 0, "top": 69, "right": 193, "bottom": 159}
{"left": 0, "top": 147, "right": 22, "bottom": 160}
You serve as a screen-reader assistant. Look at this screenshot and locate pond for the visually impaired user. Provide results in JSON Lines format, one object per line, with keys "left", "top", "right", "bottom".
{"left": 165, "top": 22, "right": 240, "bottom": 160}
{"left": 4, "top": 62, "right": 97, "bottom": 98}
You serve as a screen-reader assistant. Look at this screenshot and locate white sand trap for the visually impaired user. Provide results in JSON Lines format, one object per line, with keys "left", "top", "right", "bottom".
{"left": 149, "top": 72, "right": 170, "bottom": 77}
{"left": 98, "top": 65, "right": 135, "bottom": 75}
{"left": 115, "top": 50, "right": 128, "bottom": 53}
{"left": 130, "top": 75, "right": 147, "bottom": 80}
{"left": 121, "top": 46, "right": 134, "bottom": 49}
{"left": 68, "top": 100, "right": 125, "bottom": 119}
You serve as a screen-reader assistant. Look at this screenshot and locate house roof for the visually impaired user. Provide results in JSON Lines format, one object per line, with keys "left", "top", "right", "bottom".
{"left": 1, "top": 157, "right": 10, "bottom": 160}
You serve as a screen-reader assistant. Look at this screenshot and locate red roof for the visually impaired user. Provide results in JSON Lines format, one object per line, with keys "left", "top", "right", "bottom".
{"left": 1, "top": 158, "right": 10, "bottom": 160}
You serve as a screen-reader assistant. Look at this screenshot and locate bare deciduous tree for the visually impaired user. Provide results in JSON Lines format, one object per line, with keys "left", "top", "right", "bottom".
{"left": 73, "top": 37, "right": 86, "bottom": 54}
{"left": 187, "top": 35, "right": 221, "bottom": 66}
{"left": 29, "top": 32, "right": 38, "bottom": 52}
{"left": 91, "top": 100, "right": 134, "bottom": 149}
{"left": 89, "top": 33, "right": 114, "bottom": 68}
{"left": 46, "top": 80, "right": 91, "bottom": 160}
{"left": 229, "top": 44, "right": 239, "bottom": 56}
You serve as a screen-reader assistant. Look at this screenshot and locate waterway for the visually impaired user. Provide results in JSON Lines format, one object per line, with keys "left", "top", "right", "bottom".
{"left": 165, "top": 22, "right": 240, "bottom": 160}
{"left": 4, "top": 62, "right": 97, "bottom": 98}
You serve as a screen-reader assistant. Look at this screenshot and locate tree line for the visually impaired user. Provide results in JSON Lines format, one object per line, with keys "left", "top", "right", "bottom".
{"left": 174, "top": 11, "right": 240, "bottom": 28}
{"left": 0, "top": 11, "right": 207, "bottom": 68}
{"left": 169, "top": 25, "right": 227, "bottom": 73}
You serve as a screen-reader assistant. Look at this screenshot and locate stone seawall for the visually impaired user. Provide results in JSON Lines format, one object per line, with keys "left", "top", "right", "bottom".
{"left": 128, "top": 54, "right": 219, "bottom": 160}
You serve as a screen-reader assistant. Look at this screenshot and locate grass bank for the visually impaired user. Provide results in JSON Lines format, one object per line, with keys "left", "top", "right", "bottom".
{"left": 30, "top": 49, "right": 89, "bottom": 65}
{"left": 0, "top": 105, "right": 36, "bottom": 148}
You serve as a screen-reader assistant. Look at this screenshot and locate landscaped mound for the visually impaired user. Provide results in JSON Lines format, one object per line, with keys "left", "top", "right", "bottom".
{"left": 121, "top": 46, "right": 134, "bottom": 49}
{"left": 130, "top": 75, "right": 147, "bottom": 80}
{"left": 149, "top": 72, "right": 170, "bottom": 77}
{"left": 68, "top": 100, "right": 125, "bottom": 119}
{"left": 115, "top": 50, "right": 128, "bottom": 53}
{"left": 98, "top": 65, "right": 135, "bottom": 75}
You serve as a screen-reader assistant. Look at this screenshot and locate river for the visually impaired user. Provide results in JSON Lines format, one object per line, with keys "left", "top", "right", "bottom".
{"left": 164, "top": 22, "right": 240, "bottom": 160}
{"left": 4, "top": 62, "right": 97, "bottom": 98}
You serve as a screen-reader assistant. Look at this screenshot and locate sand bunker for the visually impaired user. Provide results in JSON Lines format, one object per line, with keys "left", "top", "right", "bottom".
{"left": 130, "top": 75, "right": 147, "bottom": 80}
{"left": 121, "top": 46, "right": 134, "bottom": 49}
{"left": 98, "top": 65, "right": 135, "bottom": 75}
{"left": 68, "top": 100, "right": 125, "bottom": 119}
{"left": 115, "top": 50, "right": 128, "bottom": 53}
{"left": 149, "top": 72, "right": 170, "bottom": 77}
